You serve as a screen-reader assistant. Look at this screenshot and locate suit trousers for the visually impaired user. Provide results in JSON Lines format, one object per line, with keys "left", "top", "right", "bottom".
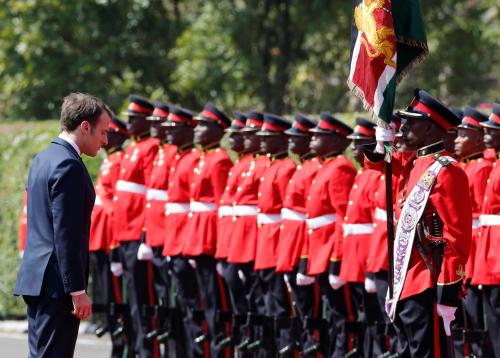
{"left": 24, "top": 295, "right": 80, "bottom": 358}
{"left": 483, "top": 285, "right": 500, "bottom": 358}
{"left": 119, "top": 240, "right": 159, "bottom": 358}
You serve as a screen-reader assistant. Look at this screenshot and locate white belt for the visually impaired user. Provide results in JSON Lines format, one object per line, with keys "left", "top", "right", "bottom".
{"left": 479, "top": 214, "right": 500, "bottom": 227}
{"left": 257, "top": 213, "right": 282, "bottom": 225}
{"left": 281, "top": 208, "right": 306, "bottom": 221}
{"left": 343, "top": 223, "right": 375, "bottom": 236}
{"left": 218, "top": 205, "right": 233, "bottom": 217}
{"left": 374, "top": 207, "right": 387, "bottom": 221}
{"left": 190, "top": 201, "right": 216, "bottom": 212}
{"left": 165, "top": 202, "right": 191, "bottom": 214}
{"left": 472, "top": 218, "right": 480, "bottom": 230}
{"left": 94, "top": 195, "right": 103, "bottom": 206}
{"left": 233, "top": 205, "right": 258, "bottom": 216}
{"left": 116, "top": 180, "right": 147, "bottom": 194}
{"left": 146, "top": 189, "right": 168, "bottom": 201}
{"left": 306, "top": 213, "right": 337, "bottom": 230}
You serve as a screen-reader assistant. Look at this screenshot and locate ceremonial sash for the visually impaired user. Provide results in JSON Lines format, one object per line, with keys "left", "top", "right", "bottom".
{"left": 386, "top": 159, "right": 449, "bottom": 321}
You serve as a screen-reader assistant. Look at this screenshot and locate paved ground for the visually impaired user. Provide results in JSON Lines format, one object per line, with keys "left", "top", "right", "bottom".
{"left": 0, "top": 332, "right": 111, "bottom": 357}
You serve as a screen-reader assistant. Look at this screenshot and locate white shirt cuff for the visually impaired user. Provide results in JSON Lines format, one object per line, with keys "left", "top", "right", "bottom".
{"left": 70, "top": 290, "right": 85, "bottom": 296}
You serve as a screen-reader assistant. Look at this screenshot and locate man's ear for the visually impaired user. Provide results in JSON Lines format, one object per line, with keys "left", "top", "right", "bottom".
{"left": 80, "top": 120, "right": 91, "bottom": 135}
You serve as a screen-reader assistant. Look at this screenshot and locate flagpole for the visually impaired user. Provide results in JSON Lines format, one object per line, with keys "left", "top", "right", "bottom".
{"left": 384, "top": 145, "right": 394, "bottom": 298}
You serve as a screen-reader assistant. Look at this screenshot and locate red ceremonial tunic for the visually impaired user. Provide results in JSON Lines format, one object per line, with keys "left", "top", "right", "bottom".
{"left": 471, "top": 155, "right": 500, "bottom": 285}
{"left": 144, "top": 144, "right": 178, "bottom": 247}
{"left": 182, "top": 148, "right": 232, "bottom": 257}
{"left": 162, "top": 148, "right": 200, "bottom": 257}
{"left": 227, "top": 155, "right": 270, "bottom": 263}
{"left": 18, "top": 191, "right": 28, "bottom": 252}
{"left": 276, "top": 157, "right": 320, "bottom": 272}
{"left": 339, "top": 168, "right": 380, "bottom": 283}
{"left": 215, "top": 154, "right": 253, "bottom": 259}
{"left": 113, "top": 137, "right": 159, "bottom": 242}
{"left": 90, "top": 150, "right": 123, "bottom": 252}
{"left": 460, "top": 157, "right": 493, "bottom": 280}
{"left": 254, "top": 156, "right": 296, "bottom": 270}
{"left": 305, "top": 155, "right": 356, "bottom": 275}
{"left": 366, "top": 151, "right": 472, "bottom": 301}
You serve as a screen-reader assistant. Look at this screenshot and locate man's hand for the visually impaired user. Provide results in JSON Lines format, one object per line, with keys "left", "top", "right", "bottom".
{"left": 71, "top": 292, "right": 92, "bottom": 320}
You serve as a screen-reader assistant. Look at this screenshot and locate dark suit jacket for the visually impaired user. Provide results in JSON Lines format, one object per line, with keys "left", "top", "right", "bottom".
{"left": 14, "top": 137, "right": 95, "bottom": 298}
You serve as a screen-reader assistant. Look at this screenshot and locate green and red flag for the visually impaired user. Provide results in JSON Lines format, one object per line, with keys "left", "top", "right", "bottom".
{"left": 348, "top": 0, "right": 428, "bottom": 123}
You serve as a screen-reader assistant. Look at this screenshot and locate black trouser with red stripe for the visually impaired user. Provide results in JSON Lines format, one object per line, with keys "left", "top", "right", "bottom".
{"left": 319, "top": 273, "right": 351, "bottom": 358}
{"left": 119, "top": 240, "right": 160, "bottom": 358}
{"left": 393, "top": 288, "right": 450, "bottom": 358}
{"left": 169, "top": 255, "right": 205, "bottom": 358}
{"left": 90, "top": 250, "right": 128, "bottom": 357}
{"left": 192, "top": 254, "right": 230, "bottom": 357}
{"left": 286, "top": 269, "right": 322, "bottom": 353}
{"left": 256, "top": 268, "right": 294, "bottom": 355}
{"left": 151, "top": 247, "right": 187, "bottom": 357}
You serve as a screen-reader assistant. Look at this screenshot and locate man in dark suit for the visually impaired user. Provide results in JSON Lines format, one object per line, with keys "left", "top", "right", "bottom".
{"left": 14, "top": 92, "right": 112, "bottom": 357}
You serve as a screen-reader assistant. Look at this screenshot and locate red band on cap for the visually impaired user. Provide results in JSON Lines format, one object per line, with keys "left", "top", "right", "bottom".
{"left": 129, "top": 102, "right": 152, "bottom": 115}
{"left": 233, "top": 119, "right": 245, "bottom": 127}
{"left": 489, "top": 113, "right": 500, "bottom": 124}
{"left": 462, "top": 116, "right": 481, "bottom": 127}
{"left": 109, "top": 122, "right": 129, "bottom": 136}
{"left": 294, "top": 121, "right": 310, "bottom": 132}
{"left": 246, "top": 118, "right": 263, "bottom": 128}
{"left": 201, "top": 110, "right": 228, "bottom": 128}
{"left": 353, "top": 125, "right": 375, "bottom": 136}
{"left": 169, "top": 113, "right": 191, "bottom": 124}
{"left": 263, "top": 122, "right": 287, "bottom": 132}
{"left": 152, "top": 108, "right": 169, "bottom": 118}
{"left": 319, "top": 120, "right": 350, "bottom": 136}
{"left": 412, "top": 101, "right": 451, "bottom": 131}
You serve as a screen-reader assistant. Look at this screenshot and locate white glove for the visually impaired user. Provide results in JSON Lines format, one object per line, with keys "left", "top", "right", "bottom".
{"left": 296, "top": 273, "right": 315, "bottom": 286}
{"left": 328, "top": 274, "right": 346, "bottom": 290}
{"left": 436, "top": 304, "right": 457, "bottom": 336}
{"left": 238, "top": 270, "right": 246, "bottom": 283}
{"left": 19, "top": 250, "right": 24, "bottom": 259}
{"left": 364, "top": 277, "right": 377, "bottom": 293}
{"left": 137, "top": 243, "right": 153, "bottom": 261}
{"left": 375, "top": 126, "right": 395, "bottom": 154}
{"left": 216, "top": 262, "right": 224, "bottom": 276}
{"left": 110, "top": 262, "right": 124, "bottom": 277}
{"left": 166, "top": 256, "right": 171, "bottom": 262}
{"left": 188, "top": 259, "right": 197, "bottom": 269}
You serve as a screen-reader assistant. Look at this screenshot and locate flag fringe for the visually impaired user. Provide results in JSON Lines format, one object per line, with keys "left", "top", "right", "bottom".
{"left": 396, "top": 36, "right": 429, "bottom": 83}
{"left": 347, "top": 79, "right": 377, "bottom": 118}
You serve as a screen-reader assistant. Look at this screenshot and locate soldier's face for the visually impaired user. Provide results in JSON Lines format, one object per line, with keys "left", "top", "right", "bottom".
{"left": 166, "top": 125, "right": 193, "bottom": 147}
{"left": 454, "top": 128, "right": 484, "bottom": 158}
{"left": 400, "top": 116, "right": 431, "bottom": 150}
{"left": 150, "top": 121, "right": 167, "bottom": 141}
{"left": 288, "top": 135, "right": 310, "bottom": 156}
{"left": 310, "top": 133, "right": 337, "bottom": 155}
{"left": 194, "top": 121, "right": 223, "bottom": 147}
{"left": 105, "top": 130, "right": 127, "bottom": 151}
{"left": 483, "top": 127, "right": 500, "bottom": 150}
{"left": 127, "top": 116, "right": 150, "bottom": 136}
{"left": 259, "top": 134, "right": 287, "bottom": 154}
{"left": 243, "top": 132, "right": 260, "bottom": 153}
{"left": 350, "top": 138, "right": 374, "bottom": 165}
{"left": 228, "top": 132, "right": 244, "bottom": 153}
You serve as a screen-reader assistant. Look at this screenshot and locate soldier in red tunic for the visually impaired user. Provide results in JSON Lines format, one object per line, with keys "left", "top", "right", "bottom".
{"left": 365, "top": 89, "right": 471, "bottom": 358}
{"left": 454, "top": 106, "right": 493, "bottom": 356}
{"left": 253, "top": 114, "right": 296, "bottom": 355}
{"left": 341, "top": 118, "right": 387, "bottom": 357}
{"left": 161, "top": 106, "right": 205, "bottom": 357}
{"left": 274, "top": 113, "right": 319, "bottom": 354}
{"left": 113, "top": 95, "right": 160, "bottom": 358}
{"left": 89, "top": 115, "right": 130, "bottom": 356}
{"left": 304, "top": 113, "right": 356, "bottom": 357}
{"left": 225, "top": 112, "right": 268, "bottom": 353}
{"left": 182, "top": 103, "right": 233, "bottom": 357}
{"left": 473, "top": 103, "right": 500, "bottom": 356}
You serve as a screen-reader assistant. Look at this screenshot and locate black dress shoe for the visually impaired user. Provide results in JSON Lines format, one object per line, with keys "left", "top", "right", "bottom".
{"left": 145, "top": 330, "right": 159, "bottom": 340}
{"left": 94, "top": 326, "right": 108, "bottom": 338}
{"left": 278, "top": 343, "right": 296, "bottom": 356}
{"left": 215, "top": 336, "right": 233, "bottom": 349}
{"left": 194, "top": 334, "right": 208, "bottom": 345}
{"left": 236, "top": 338, "right": 250, "bottom": 351}
{"left": 302, "top": 343, "right": 320, "bottom": 356}
{"left": 112, "top": 326, "right": 124, "bottom": 337}
{"left": 246, "top": 339, "right": 262, "bottom": 351}
{"left": 157, "top": 330, "right": 171, "bottom": 342}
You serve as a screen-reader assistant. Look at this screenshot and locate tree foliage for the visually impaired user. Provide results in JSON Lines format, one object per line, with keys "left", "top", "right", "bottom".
{"left": 0, "top": 0, "right": 498, "bottom": 120}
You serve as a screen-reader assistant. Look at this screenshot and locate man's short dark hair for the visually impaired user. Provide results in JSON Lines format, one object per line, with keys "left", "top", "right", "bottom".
{"left": 60, "top": 93, "right": 111, "bottom": 132}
